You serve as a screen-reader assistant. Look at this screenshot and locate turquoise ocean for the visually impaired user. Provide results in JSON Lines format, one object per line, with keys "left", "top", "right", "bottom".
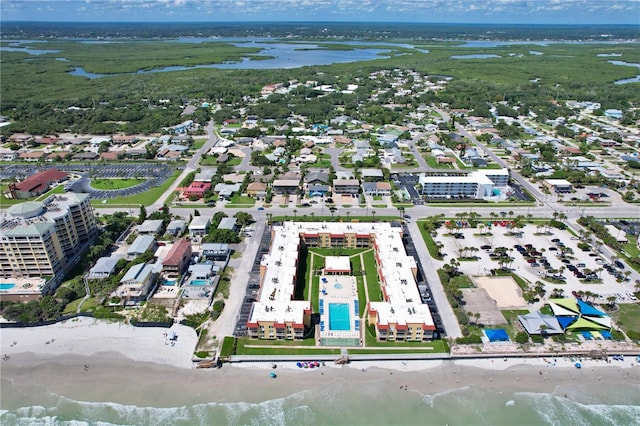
{"left": 2, "top": 377, "right": 639, "bottom": 425}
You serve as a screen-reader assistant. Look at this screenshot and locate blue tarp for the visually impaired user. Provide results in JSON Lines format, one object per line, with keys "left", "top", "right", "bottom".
{"left": 581, "top": 331, "right": 593, "bottom": 340}
{"left": 601, "top": 331, "right": 612, "bottom": 340}
{"left": 557, "top": 316, "right": 577, "bottom": 329}
{"left": 485, "top": 328, "right": 509, "bottom": 342}
{"left": 577, "top": 300, "right": 607, "bottom": 317}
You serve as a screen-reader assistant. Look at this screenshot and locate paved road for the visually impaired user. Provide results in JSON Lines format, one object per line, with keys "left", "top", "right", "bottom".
{"left": 207, "top": 218, "right": 266, "bottom": 349}
{"left": 407, "top": 219, "right": 462, "bottom": 338}
{"left": 150, "top": 121, "right": 218, "bottom": 211}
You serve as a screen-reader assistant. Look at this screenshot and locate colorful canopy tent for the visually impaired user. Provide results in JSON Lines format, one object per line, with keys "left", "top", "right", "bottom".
{"left": 548, "top": 298, "right": 611, "bottom": 332}
{"left": 565, "top": 317, "right": 609, "bottom": 331}
{"left": 557, "top": 316, "right": 578, "bottom": 329}
{"left": 518, "top": 311, "right": 563, "bottom": 335}
{"left": 485, "top": 328, "right": 510, "bottom": 342}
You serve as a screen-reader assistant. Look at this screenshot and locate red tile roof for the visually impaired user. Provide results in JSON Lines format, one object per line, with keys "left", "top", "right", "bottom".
{"left": 163, "top": 239, "right": 192, "bottom": 266}
{"left": 15, "top": 168, "right": 67, "bottom": 193}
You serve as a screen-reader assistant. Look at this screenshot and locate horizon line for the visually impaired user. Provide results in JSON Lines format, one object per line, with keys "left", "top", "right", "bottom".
{"left": 1, "top": 20, "right": 637, "bottom": 27}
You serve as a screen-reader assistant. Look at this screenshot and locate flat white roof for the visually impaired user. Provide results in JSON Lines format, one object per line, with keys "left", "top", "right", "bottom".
{"left": 545, "top": 179, "right": 572, "bottom": 186}
{"left": 325, "top": 256, "right": 351, "bottom": 273}
{"left": 248, "top": 221, "right": 433, "bottom": 329}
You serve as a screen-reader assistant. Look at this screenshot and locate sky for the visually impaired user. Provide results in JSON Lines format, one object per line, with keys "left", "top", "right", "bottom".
{"left": 1, "top": 0, "right": 639, "bottom": 25}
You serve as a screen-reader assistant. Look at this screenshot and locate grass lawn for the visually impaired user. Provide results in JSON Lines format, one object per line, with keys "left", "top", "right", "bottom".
{"left": 622, "top": 236, "right": 639, "bottom": 259}
{"left": 511, "top": 273, "right": 529, "bottom": 291}
{"left": 227, "top": 194, "right": 256, "bottom": 207}
{"left": 235, "top": 337, "right": 340, "bottom": 355}
{"left": 362, "top": 250, "right": 382, "bottom": 302}
{"left": 450, "top": 275, "right": 474, "bottom": 288}
{"left": 425, "top": 155, "right": 453, "bottom": 169}
{"left": 501, "top": 309, "right": 530, "bottom": 339}
{"left": 91, "top": 170, "right": 180, "bottom": 207}
{"left": 191, "top": 138, "right": 206, "bottom": 150}
{"left": 91, "top": 178, "right": 145, "bottom": 190}
{"left": 418, "top": 223, "right": 442, "bottom": 259}
{"left": 610, "top": 304, "right": 640, "bottom": 337}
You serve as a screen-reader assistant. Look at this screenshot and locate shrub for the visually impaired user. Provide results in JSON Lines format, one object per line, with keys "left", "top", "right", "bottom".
{"left": 515, "top": 331, "right": 530, "bottom": 344}
{"left": 455, "top": 335, "right": 482, "bottom": 344}
{"left": 625, "top": 330, "right": 640, "bottom": 341}
{"left": 531, "top": 335, "right": 544, "bottom": 344}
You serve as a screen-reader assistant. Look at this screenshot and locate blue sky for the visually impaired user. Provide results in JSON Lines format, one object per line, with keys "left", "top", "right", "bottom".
{"left": 1, "top": 0, "right": 639, "bottom": 24}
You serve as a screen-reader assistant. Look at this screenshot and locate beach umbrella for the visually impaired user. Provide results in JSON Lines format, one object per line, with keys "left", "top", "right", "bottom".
{"left": 574, "top": 362, "right": 582, "bottom": 369}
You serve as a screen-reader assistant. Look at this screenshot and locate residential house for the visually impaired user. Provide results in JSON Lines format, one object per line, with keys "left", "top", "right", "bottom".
{"left": 166, "top": 220, "right": 186, "bottom": 236}
{"left": 137, "top": 219, "right": 164, "bottom": 235}
{"left": 272, "top": 179, "right": 300, "bottom": 195}
{"left": 334, "top": 179, "right": 360, "bottom": 195}
{"left": 194, "top": 169, "right": 216, "bottom": 182}
{"left": 247, "top": 182, "right": 267, "bottom": 199}
{"left": 304, "top": 171, "right": 329, "bottom": 185}
{"left": 162, "top": 239, "right": 193, "bottom": 276}
{"left": 362, "top": 182, "right": 392, "bottom": 196}
{"left": 126, "top": 235, "right": 156, "bottom": 260}
{"left": 189, "top": 216, "right": 210, "bottom": 236}
{"left": 18, "top": 151, "right": 46, "bottom": 162}
{"left": 360, "top": 168, "right": 384, "bottom": 182}
{"left": 201, "top": 243, "right": 230, "bottom": 261}
{"left": 214, "top": 182, "right": 241, "bottom": 200}
{"left": 89, "top": 255, "right": 123, "bottom": 279}
{"left": 217, "top": 218, "right": 238, "bottom": 232}
{"left": 308, "top": 184, "right": 329, "bottom": 197}
{"left": 72, "top": 152, "right": 99, "bottom": 161}
{"left": 119, "top": 263, "right": 156, "bottom": 302}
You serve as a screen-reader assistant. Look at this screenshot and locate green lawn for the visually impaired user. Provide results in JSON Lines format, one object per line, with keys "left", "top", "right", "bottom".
{"left": 227, "top": 194, "right": 256, "bottom": 207}
{"left": 610, "top": 304, "right": 640, "bottom": 337}
{"left": 622, "top": 235, "right": 639, "bottom": 259}
{"left": 501, "top": 309, "right": 530, "bottom": 338}
{"left": 191, "top": 139, "right": 206, "bottom": 150}
{"left": 234, "top": 337, "right": 340, "bottom": 355}
{"left": 91, "top": 170, "right": 180, "bottom": 207}
{"left": 91, "top": 178, "right": 145, "bottom": 190}
{"left": 362, "top": 250, "right": 382, "bottom": 302}
{"left": 425, "top": 155, "right": 453, "bottom": 169}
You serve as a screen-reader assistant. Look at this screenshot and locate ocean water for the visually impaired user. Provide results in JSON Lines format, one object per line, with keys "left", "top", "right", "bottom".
{"left": 2, "top": 378, "right": 639, "bottom": 425}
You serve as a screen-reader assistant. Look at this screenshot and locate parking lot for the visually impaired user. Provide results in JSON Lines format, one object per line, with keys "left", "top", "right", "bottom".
{"left": 435, "top": 222, "right": 636, "bottom": 304}
{"left": 68, "top": 164, "right": 174, "bottom": 199}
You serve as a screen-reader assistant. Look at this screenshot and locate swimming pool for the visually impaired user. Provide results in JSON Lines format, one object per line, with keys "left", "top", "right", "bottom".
{"left": 0, "top": 283, "right": 16, "bottom": 291}
{"left": 163, "top": 279, "right": 177, "bottom": 286}
{"left": 329, "top": 303, "right": 351, "bottom": 331}
{"left": 190, "top": 279, "right": 210, "bottom": 286}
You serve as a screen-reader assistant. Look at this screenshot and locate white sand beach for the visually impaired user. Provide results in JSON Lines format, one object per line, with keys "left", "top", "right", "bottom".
{"left": 0, "top": 317, "right": 198, "bottom": 369}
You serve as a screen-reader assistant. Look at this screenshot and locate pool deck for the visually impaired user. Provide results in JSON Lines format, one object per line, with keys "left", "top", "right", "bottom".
{"left": 318, "top": 275, "right": 361, "bottom": 342}
{"left": 0, "top": 277, "right": 46, "bottom": 301}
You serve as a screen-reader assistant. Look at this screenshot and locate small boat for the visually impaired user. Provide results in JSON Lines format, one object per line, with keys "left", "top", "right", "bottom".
{"left": 270, "top": 372, "right": 277, "bottom": 379}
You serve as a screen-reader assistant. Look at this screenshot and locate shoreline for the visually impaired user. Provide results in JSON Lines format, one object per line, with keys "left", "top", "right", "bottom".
{"left": 1, "top": 318, "right": 639, "bottom": 410}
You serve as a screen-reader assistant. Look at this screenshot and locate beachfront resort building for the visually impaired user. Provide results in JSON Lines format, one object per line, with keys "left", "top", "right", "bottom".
{"left": 0, "top": 193, "right": 97, "bottom": 282}
{"left": 246, "top": 221, "right": 435, "bottom": 343}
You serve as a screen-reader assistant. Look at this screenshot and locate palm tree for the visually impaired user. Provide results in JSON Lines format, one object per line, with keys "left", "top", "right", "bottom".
{"left": 346, "top": 211, "right": 351, "bottom": 221}
{"left": 266, "top": 212, "right": 273, "bottom": 224}
{"left": 371, "top": 210, "right": 376, "bottom": 221}
{"left": 474, "top": 312, "right": 481, "bottom": 325}
{"left": 310, "top": 212, "right": 315, "bottom": 221}
{"left": 293, "top": 209, "right": 298, "bottom": 219}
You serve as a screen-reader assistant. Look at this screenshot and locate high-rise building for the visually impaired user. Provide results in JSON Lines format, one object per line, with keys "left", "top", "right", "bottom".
{"left": 0, "top": 193, "right": 97, "bottom": 279}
